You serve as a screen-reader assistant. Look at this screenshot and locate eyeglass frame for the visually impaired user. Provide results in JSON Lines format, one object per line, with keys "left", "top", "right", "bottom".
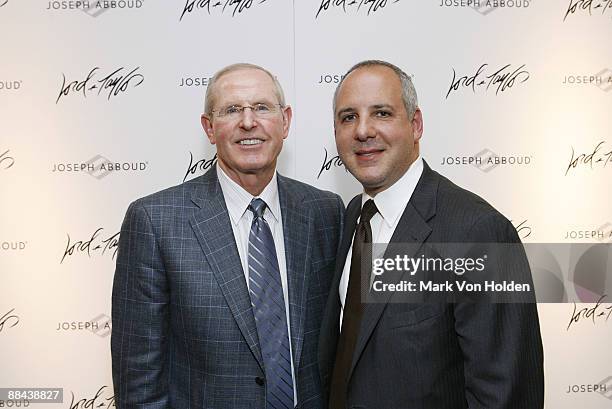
{"left": 211, "top": 103, "right": 285, "bottom": 119}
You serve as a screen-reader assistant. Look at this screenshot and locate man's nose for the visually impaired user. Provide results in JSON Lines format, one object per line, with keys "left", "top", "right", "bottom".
{"left": 238, "top": 107, "right": 258, "bottom": 130}
{"left": 354, "top": 117, "right": 375, "bottom": 141}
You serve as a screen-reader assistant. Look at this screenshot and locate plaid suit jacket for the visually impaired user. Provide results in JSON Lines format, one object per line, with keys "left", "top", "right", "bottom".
{"left": 112, "top": 167, "right": 344, "bottom": 409}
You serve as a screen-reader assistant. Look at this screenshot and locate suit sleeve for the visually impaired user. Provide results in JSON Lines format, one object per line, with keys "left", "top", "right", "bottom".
{"left": 111, "top": 201, "right": 170, "bottom": 409}
{"left": 454, "top": 213, "right": 544, "bottom": 409}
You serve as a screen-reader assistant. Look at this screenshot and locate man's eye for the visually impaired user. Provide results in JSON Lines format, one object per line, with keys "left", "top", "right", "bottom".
{"left": 253, "top": 103, "right": 271, "bottom": 113}
{"left": 341, "top": 114, "right": 356, "bottom": 122}
{"left": 375, "top": 110, "right": 391, "bottom": 118}
{"left": 224, "top": 106, "right": 241, "bottom": 115}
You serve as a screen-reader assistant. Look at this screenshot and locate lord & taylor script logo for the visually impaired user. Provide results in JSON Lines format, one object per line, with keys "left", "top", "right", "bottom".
{"left": 511, "top": 219, "right": 532, "bottom": 239}
{"left": 565, "top": 141, "right": 612, "bottom": 176}
{"left": 184, "top": 152, "right": 217, "bottom": 182}
{"left": 56, "top": 66, "right": 144, "bottom": 103}
{"left": 318, "top": 148, "right": 346, "bottom": 179}
{"left": 0, "top": 308, "right": 19, "bottom": 333}
{"left": 446, "top": 63, "right": 529, "bottom": 99}
{"left": 316, "top": 0, "right": 401, "bottom": 18}
{"left": 180, "top": 0, "right": 267, "bottom": 20}
{"left": 567, "top": 294, "right": 612, "bottom": 330}
{"left": 69, "top": 386, "right": 115, "bottom": 409}
{"left": 61, "top": 228, "right": 119, "bottom": 264}
{"left": 0, "top": 150, "right": 15, "bottom": 170}
{"left": 564, "top": 0, "right": 612, "bottom": 21}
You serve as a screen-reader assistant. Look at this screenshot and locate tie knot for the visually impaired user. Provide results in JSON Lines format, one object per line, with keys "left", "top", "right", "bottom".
{"left": 360, "top": 199, "right": 378, "bottom": 223}
{"left": 248, "top": 198, "right": 267, "bottom": 219}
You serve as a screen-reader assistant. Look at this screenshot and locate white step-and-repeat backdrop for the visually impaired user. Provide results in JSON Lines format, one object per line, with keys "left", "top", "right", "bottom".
{"left": 2, "top": 1, "right": 611, "bottom": 408}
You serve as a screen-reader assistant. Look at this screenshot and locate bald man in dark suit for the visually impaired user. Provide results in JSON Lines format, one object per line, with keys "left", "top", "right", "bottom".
{"left": 319, "top": 60, "right": 544, "bottom": 409}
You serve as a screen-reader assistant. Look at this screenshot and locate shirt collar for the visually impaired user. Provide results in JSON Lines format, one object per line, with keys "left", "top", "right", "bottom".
{"left": 361, "top": 156, "right": 424, "bottom": 227}
{"left": 217, "top": 163, "right": 280, "bottom": 225}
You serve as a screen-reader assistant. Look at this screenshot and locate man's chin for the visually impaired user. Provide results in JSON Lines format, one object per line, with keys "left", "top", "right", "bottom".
{"left": 235, "top": 160, "right": 277, "bottom": 175}
{"left": 354, "top": 174, "right": 386, "bottom": 193}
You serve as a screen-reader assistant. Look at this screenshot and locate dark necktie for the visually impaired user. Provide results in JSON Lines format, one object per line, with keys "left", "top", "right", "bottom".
{"left": 247, "top": 198, "right": 294, "bottom": 409}
{"left": 329, "top": 199, "right": 378, "bottom": 409}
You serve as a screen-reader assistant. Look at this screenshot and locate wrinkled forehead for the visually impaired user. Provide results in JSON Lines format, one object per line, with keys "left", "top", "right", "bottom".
{"left": 213, "top": 68, "right": 278, "bottom": 105}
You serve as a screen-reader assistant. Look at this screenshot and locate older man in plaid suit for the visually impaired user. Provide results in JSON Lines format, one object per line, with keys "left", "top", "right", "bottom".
{"left": 111, "top": 63, "right": 344, "bottom": 409}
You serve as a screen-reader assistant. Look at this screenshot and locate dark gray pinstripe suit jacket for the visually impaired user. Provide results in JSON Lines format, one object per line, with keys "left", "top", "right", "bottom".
{"left": 111, "top": 167, "right": 344, "bottom": 409}
{"left": 319, "top": 161, "right": 544, "bottom": 409}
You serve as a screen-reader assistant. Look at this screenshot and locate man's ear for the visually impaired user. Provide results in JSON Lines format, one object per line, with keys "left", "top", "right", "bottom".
{"left": 201, "top": 114, "right": 215, "bottom": 144}
{"left": 411, "top": 108, "right": 423, "bottom": 143}
{"left": 281, "top": 105, "right": 293, "bottom": 139}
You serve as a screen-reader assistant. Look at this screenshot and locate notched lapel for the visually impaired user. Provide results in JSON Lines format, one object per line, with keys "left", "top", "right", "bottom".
{"left": 188, "top": 169, "right": 263, "bottom": 369}
{"left": 278, "top": 176, "right": 312, "bottom": 372}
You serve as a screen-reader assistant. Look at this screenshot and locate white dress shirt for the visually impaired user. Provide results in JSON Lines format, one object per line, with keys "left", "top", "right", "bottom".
{"left": 339, "top": 157, "right": 424, "bottom": 326}
{"left": 216, "top": 164, "right": 297, "bottom": 403}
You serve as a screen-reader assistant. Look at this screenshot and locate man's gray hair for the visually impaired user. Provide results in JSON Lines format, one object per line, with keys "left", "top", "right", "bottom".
{"left": 204, "top": 63, "right": 286, "bottom": 116}
{"left": 333, "top": 60, "right": 418, "bottom": 119}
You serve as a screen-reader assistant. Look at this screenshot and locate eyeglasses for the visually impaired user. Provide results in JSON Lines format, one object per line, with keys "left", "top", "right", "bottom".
{"left": 213, "top": 103, "right": 283, "bottom": 119}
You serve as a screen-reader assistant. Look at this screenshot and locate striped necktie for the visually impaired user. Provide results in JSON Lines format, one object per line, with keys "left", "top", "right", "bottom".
{"left": 248, "top": 198, "right": 294, "bottom": 409}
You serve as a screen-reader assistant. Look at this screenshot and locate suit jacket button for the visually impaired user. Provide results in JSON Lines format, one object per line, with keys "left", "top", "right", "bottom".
{"left": 255, "top": 376, "right": 265, "bottom": 386}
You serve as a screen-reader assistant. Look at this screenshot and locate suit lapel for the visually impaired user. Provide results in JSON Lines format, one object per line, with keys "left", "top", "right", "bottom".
{"left": 278, "top": 175, "right": 312, "bottom": 372}
{"left": 188, "top": 167, "right": 263, "bottom": 369}
{"left": 348, "top": 162, "right": 439, "bottom": 382}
